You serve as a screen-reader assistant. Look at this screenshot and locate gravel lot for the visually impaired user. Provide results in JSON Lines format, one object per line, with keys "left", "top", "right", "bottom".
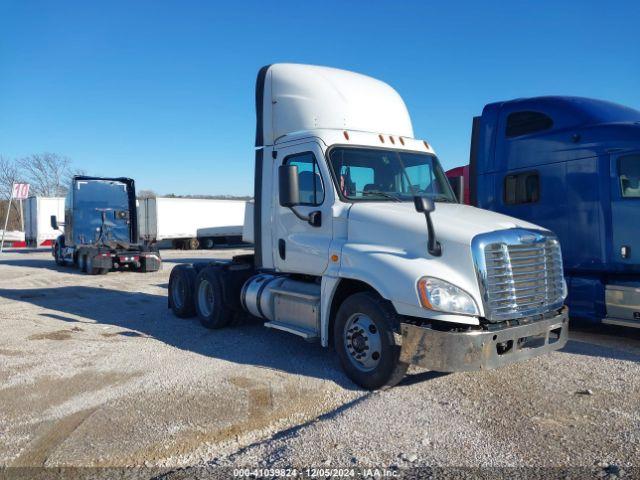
{"left": 0, "top": 248, "right": 639, "bottom": 478}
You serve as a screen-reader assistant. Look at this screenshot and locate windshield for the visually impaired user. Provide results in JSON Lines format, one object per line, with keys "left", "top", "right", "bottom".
{"left": 328, "top": 147, "right": 457, "bottom": 202}
{"left": 73, "top": 180, "right": 131, "bottom": 245}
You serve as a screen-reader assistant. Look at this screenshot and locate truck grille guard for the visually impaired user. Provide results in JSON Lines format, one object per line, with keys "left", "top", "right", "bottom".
{"left": 471, "top": 229, "right": 566, "bottom": 322}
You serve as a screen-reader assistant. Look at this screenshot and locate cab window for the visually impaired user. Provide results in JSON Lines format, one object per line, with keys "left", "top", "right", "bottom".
{"left": 284, "top": 152, "right": 325, "bottom": 205}
{"left": 504, "top": 171, "right": 539, "bottom": 204}
{"left": 506, "top": 111, "right": 553, "bottom": 138}
{"left": 619, "top": 154, "right": 640, "bottom": 198}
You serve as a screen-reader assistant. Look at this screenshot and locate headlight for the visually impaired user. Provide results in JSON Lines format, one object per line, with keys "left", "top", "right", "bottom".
{"left": 417, "top": 277, "right": 479, "bottom": 316}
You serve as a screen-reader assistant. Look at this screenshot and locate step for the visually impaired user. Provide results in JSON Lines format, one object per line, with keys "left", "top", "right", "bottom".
{"left": 264, "top": 321, "right": 319, "bottom": 341}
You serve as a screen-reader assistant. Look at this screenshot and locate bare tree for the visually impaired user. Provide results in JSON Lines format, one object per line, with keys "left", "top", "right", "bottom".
{"left": 138, "top": 189, "right": 157, "bottom": 199}
{"left": 0, "top": 157, "right": 23, "bottom": 230}
{"left": 0, "top": 156, "right": 22, "bottom": 199}
{"left": 17, "top": 153, "right": 75, "bottom": 197}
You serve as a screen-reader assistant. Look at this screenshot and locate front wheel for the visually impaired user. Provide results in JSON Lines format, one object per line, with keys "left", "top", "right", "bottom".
{"left": 334, "top": 292, "right": 408, "bottom": 390}
{"left": 54, "top": 243, "right": 65, "bottom": 266}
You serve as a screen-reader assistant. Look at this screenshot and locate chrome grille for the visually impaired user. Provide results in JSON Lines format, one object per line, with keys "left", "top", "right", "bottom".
{"left": 472, "top": 229, "right": 565, "bottom": 321}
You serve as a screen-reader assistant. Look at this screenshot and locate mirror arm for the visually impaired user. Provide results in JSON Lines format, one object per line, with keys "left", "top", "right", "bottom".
{"left": 289, "top": 206, "right": 310, "bottom": 222}
{"left": 424, "top": 213, "right": 442, "bottom": 257}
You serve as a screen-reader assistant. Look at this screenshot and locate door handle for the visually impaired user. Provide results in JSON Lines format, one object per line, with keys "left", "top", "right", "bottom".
{"left": 278, "top": 239, "right": 286, "bottom": 260}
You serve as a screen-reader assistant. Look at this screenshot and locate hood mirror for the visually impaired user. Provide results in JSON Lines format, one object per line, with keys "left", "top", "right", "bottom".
{"left": 414, "top": 196, "right": 441, "bottom": 257}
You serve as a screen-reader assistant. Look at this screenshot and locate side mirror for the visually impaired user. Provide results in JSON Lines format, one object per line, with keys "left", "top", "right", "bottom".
{"left": 279, "top": 165, "right": 300, "bottom": 208}
{"left": 51, "top": 215, "right": 58, "bottom": 230}
{"left": 413, "top": 196, "right": 435, "bottom": 214}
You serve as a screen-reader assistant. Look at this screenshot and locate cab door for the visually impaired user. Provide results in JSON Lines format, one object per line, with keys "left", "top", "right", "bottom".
{"left": 272, "top": 141, "right": 333, "bottom": 275}
{"left": 611, "top": 152, "right": 640, "bottom": 265}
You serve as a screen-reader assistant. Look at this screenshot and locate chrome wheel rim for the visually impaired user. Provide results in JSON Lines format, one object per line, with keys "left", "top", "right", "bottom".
{"left": 172, "top": 276, "right": 185, "bottom": 309}
{"left": 343, "top": 313, "right": 382, "bottom": 372}
{"left": 197, "top": 279, "right": 214, "bottom": 317}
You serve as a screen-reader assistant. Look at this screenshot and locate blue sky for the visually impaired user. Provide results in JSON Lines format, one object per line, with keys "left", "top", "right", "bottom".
{"left": 1, "top": 1, "right": 638, "bottom": 196}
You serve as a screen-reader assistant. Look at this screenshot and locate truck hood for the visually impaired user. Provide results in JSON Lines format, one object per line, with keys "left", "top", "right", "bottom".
{"left": 347, "top": 201, "right": 546, "bottom": 248}
{"left": 341, "top": 202, "right": 549, "bottom": 321}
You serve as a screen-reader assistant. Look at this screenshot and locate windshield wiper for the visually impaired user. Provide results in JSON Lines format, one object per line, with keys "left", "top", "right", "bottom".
{"left": 359, "top": 190, "right": 402, "bottom": 202}
{"left": 417, "top": 192, "right": 455, "bottom": 203}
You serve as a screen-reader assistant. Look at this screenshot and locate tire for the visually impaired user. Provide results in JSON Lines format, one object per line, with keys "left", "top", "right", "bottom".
{"left": 54, "top": 243, "right": 65, "bottom": 266}
{"left": 168, "top": 265, "right": 197, "bottom": 318}
{"left": 333, "top": 292, "right": 408, "bottom": 390}
{"left": 78, "top": 254, "right": 87, "bottom": 272}
{"left": 187, "top": 238, "right": 200, "bottom": 250}
{"left": 86, "top": 254, "right": 107, "bottom": 275}
{"left": 140, "top": 256, "right": 161, "bottom": 273}
{"left": 203, "top": 238, "right": 214, "bottom": 249}
{"left": 194, "top": 266, "right": 233, "bottom": 329}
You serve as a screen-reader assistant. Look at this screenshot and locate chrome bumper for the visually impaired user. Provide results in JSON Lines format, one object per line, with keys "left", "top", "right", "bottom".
{"left": 400, "top": 307, "right": 569, "bottom": 372}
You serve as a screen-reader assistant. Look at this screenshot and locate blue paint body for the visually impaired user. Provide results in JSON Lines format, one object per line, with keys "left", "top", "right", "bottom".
{"left": 471, "top": 97, "right": 640, "bottom": 323}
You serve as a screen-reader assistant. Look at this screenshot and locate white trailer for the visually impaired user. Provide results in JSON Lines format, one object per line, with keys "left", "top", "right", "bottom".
{"left": 23, "top": 197, "right": 65, "bottom": 247}
{"left": 138, "top": 197, "right": 247, "bottom": 249}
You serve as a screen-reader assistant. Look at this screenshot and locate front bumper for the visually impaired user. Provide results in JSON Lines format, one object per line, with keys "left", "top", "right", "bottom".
{"left": 400, "top": 306, "right": 569, "bottom": 372}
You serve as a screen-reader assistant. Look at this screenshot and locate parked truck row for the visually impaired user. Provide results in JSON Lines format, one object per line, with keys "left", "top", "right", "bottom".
{"left": 18, "top": 196, "right": 246, "bottom": 251}
{"left": 167, "top": 64, "right": 570, "bottom": 389}
{"left": 446, "top": 96, "right": 640, "bottom": 329}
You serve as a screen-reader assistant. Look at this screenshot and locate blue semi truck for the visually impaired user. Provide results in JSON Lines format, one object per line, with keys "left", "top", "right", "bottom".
{"left": 447, "top": 96, "right": 640, "bottom": 328}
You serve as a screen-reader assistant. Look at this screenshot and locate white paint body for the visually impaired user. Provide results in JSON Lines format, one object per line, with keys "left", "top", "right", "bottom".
{"left": 138, "top": 197, "right": 246, "bottom": 242}
{"left": 23, "top": 197, "right": 65, "bottom": 246}
{"left": 253, "top": 64, "right": 557, "bottom": 347}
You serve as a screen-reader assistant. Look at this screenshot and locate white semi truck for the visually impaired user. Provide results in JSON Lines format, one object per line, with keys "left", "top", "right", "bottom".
{"left": 138, "top": 197, "right": 246, "bottom": 249}
{"left": 168, "top": 64, "right": 569, "bottom": 389}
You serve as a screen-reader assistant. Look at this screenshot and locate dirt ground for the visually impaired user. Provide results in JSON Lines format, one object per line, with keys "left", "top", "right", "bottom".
{"left": 0, "top": 248, "right": 639, "bottom": 478}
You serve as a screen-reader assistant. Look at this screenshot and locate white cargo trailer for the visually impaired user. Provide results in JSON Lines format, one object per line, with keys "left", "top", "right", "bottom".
{"left": 138, "top": 197, "right": 247, "bottom": 249}
{"left": 23, "top": 197, "right": 65, "bottom": 247}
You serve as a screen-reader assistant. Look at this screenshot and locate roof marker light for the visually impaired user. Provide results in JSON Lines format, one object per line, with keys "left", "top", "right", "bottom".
{"left": 423, "top": 140, "right": 430, "bottom": 149}
{"left": 389, "top": 136, "right": 395, "bottom": 144}
{"left": 378, "top": 134, "right": 385, "bottom": 143}
{"left": 343, "top": 131, "right": 350, "bottom": 140}
{"left": 399, "top": 137, "right": 405, "bottom": 145}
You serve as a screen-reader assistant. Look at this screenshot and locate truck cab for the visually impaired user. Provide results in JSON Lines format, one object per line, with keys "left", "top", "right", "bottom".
{"left": 449, "top": 97, "right": 640, "bottom": 328}
{"left": 52, "top": 176, "right": 161, "bottom": 274}
{"left": 169, "top": 64, "right": 569, "bottom": 389}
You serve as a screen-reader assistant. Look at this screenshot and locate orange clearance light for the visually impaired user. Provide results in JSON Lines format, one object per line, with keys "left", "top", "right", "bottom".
{"left": 331, "top": 254, "right": 339, "bottom": 262}
{"left": 417, "top": 278, "right": 433, "bottom": 309}
{"left": 343, "top": 131, "right": 350, "bottom": 140}
{"left": 378, "top": 134, "right": 385, "bottom": 143}
{"left": 389, "top": 136, "right": 395, "bottom": 144}
{"left": 423, "top": 140, "right": 430, "bottom": 149}
{"left": 399, "top": 137, "right": 405, "bottom": 145}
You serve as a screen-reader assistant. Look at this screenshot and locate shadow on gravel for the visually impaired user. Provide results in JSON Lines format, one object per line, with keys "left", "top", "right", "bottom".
{"left": 560, "top": 340, "right": 640, "bottom": 363}
{"left": 0, "top": 258, "right": 89, "bottom": 275}
{"left": 0, "top": 285, "right": 384, "bottom": 390}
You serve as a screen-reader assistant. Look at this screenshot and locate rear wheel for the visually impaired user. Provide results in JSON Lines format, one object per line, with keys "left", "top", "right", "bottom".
{"left": 333, "top": 292, "right": 408, "bottom": 390}
{"left": 78, "top": 254, "right": 87, "bottom": 272}
{"left": 195, "top": 267, "right": 233, "bottom": 329}
{"left": 168, "top": 265, "right": 197, "bottom": 318}
{"left": 86, "top": 254, "right": 108, "bottom": 275}
{"left": 187, "top": 238, "right": 200, "bottom": 250}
